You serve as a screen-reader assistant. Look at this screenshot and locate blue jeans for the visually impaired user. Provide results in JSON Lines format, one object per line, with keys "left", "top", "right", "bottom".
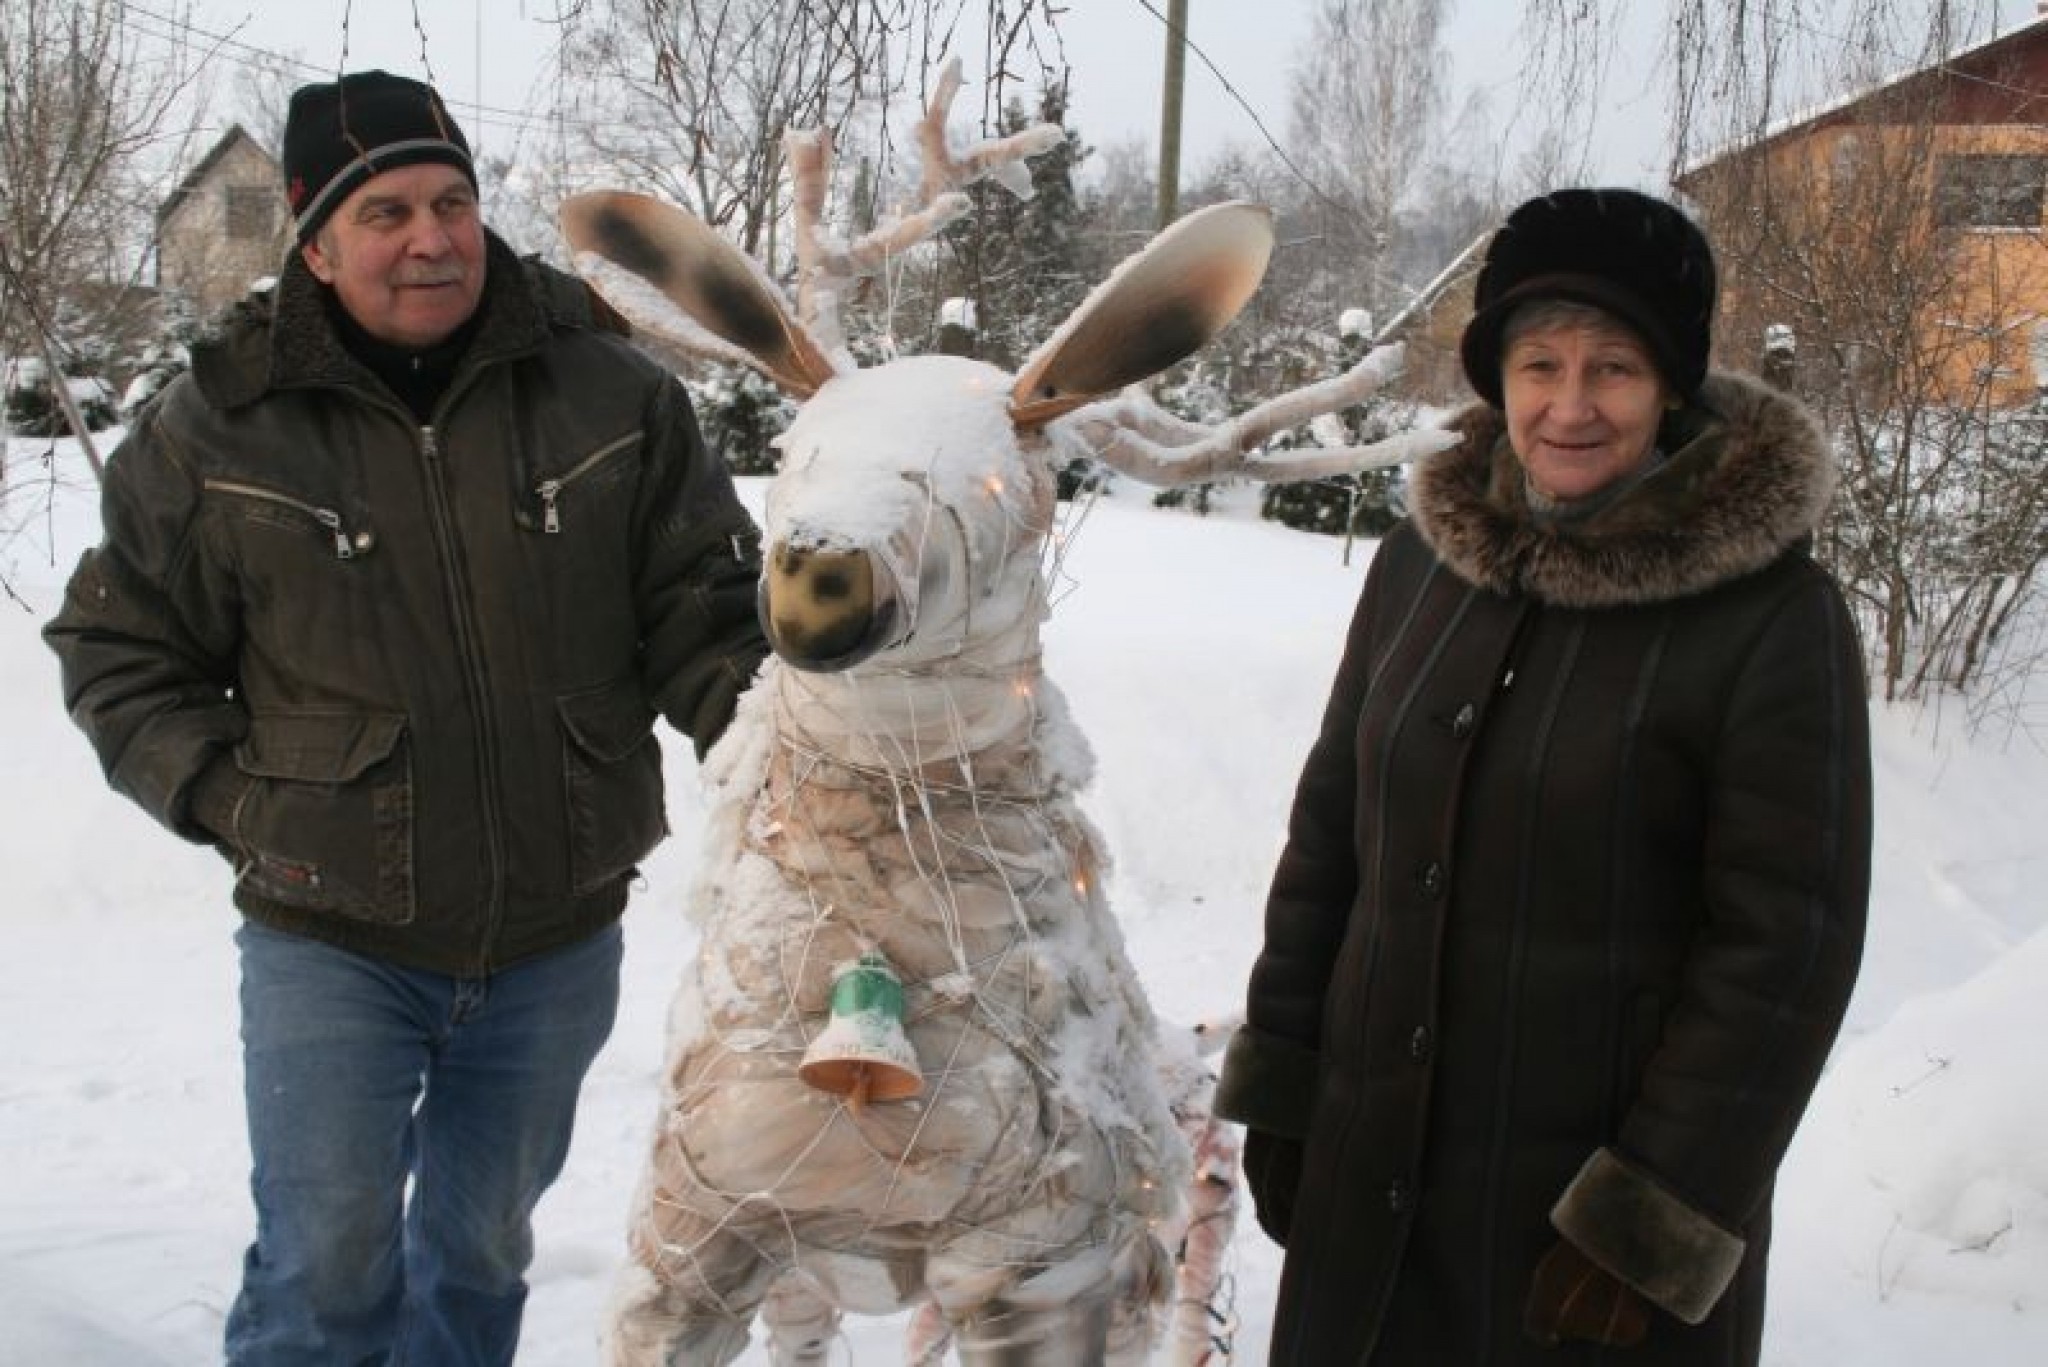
{"left": 224, "top": 921, "right": 623, "bottom": 1367}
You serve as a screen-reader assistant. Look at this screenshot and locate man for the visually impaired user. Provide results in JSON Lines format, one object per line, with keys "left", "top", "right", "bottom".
{"left": 44, "top": 71, "right": 767, "bottom": 1365}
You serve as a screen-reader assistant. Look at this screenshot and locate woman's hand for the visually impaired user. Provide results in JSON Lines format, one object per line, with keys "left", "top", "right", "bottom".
{"left": 1523, "top": 1237, "right": 1651, "bottom": 1348}
{"left": 1240, "top": 1128, "right": 1304, "bottom": 1247}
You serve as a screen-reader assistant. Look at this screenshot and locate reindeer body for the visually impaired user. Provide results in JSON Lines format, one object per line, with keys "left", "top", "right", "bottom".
{"left": 563, "top": 66, "right": 1448, "bottom": 1362}
{"left": 608, "top": 360, "right": 1181, "bottom": 1362}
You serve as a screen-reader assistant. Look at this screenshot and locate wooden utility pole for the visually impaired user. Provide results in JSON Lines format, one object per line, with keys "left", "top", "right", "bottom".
{"left": 1157, "top": 0, "right": 1188, "bottom": 229}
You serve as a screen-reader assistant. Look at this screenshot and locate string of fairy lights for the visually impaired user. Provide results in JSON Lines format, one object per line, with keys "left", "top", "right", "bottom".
{"left": 578, "top": 94, "right": 1420, "bottom": 1345}
{"left": 632, "top": 517, "right": 1221, "bottom": 1349}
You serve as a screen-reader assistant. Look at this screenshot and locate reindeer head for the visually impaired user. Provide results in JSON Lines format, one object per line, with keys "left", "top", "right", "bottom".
{"left": 560, "top": 60, "right": 1448, "bottom": 679}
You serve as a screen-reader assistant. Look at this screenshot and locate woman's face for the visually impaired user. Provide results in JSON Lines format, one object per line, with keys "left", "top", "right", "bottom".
{"left": 1501, "top": 318, "right": 1669, "bottom": 502}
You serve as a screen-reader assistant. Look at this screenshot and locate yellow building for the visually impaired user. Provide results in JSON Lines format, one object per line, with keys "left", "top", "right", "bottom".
{"left": 1677, "top": 16, "right": 2048, "bottom": 409}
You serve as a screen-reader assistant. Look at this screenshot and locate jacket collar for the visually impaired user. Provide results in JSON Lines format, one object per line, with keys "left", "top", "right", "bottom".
{"left": 1408, "top": 371, "right": 1836, "bottom": 608}
{"left": 190, "top": 230, "right": 600, "bottom": 411}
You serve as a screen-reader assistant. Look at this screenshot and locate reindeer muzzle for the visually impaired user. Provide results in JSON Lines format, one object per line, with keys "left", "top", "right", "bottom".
{"left": 760, "top": 541, "right": 903, "bottom": 673}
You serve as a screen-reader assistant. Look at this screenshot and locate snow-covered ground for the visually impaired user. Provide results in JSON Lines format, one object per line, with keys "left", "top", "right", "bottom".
{"left": 2, "top": 433, "right": 2042, "bottom": 1364}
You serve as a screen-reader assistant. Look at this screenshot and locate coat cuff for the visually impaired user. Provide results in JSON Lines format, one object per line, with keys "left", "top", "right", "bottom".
{"left": 1551, "top": 1148, "right": 1746, "bottom": 1325}
{"left": 1210, "top": 1026, "right": 1320, "bottom": 1139}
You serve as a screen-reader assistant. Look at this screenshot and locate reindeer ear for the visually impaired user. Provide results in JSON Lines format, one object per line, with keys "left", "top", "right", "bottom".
{"left": 559, "top": 190, "right": 839, "bottom": 398}
{"left": 1010, "top": 201, "right": 1274, "bottom": 429}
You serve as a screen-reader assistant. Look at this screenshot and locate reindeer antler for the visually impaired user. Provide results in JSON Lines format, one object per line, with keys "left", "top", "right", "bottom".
{"left": 1055, "top": 343, "right": 1459, "bottom": 488}
{"left": 787, "top": 56, "right": 1063, "bottom": 362}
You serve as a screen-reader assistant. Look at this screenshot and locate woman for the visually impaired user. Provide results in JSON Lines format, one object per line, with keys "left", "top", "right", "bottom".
{"left": 1212, "top": 187, "right": 1872, "bottom": 1365}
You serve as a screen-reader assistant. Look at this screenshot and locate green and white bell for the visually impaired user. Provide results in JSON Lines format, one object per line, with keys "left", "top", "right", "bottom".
{"left": 798, "top": 951, "right": 923, "bottom": 1107}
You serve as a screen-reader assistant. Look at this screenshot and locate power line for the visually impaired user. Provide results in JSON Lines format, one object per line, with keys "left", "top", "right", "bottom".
{"left": 115, "top": 2, "right": 571, "bottom": 140}
{"left": 1120, "top": 0, "right": 1466, "bottom": 313}
{"left": 1124, "top": 0, "right": 1341, "bottom": 214}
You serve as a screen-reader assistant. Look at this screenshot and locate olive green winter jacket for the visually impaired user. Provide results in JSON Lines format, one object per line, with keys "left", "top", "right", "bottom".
{"left": 45, "top": 233, "right": 766, "bottom": 975}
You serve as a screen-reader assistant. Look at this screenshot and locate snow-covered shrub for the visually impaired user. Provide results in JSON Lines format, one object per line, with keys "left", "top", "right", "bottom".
{"left": 3, "top": 359, "right": 117, "bottom": 437}
{"left": 1148, "top": 352, "right": 1237, "bottom": 515}
{"left": 1818, "top": 398, "right": 2047, "bottom": 723}
{"left": 114, "top": 293, "right": 202, "bottom": 421}
{"left": 120, "top": 341, "right": 190, "bottom": 421}
{"left": 1259, "top": 325, "right": 1409, "bottom": 538}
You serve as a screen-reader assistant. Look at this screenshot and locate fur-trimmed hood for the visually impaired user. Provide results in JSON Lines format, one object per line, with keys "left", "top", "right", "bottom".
{"left": 1409, "top": 371, "right": 1835, "bottom": 608}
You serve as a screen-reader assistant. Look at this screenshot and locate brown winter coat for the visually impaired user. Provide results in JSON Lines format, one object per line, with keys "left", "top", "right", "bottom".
{"left": 44, "top": 235, "right": 766, "bottom": 975}
{"left": 1214, "top": 372, "right": 1872, "bottom": 1365}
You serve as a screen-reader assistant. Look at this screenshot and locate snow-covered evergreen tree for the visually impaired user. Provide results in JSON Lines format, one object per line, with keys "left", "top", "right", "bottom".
{"left": 940, "top": 85, "right": 1094, "bottom": 370}
{"left": 687, "top": 367, "right": 795, "bottom": 477}
{"left": 1147, "top": 349, "right": 1239, "bottom": 517}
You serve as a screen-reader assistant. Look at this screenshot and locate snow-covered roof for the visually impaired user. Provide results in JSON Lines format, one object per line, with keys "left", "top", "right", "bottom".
{"left": 157, "top": 125, "right": 278, "bottom": 226}
{"left": 1375, "top": 230, "right": 1488, "bottom": 346}
{"left": 1678, "top": 14, "right": 2048, "bottom": 181}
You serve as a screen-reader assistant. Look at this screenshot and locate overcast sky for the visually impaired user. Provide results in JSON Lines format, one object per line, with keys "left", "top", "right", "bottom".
{"left": 154, "top": 0, "right": 2045, "bottom": 193}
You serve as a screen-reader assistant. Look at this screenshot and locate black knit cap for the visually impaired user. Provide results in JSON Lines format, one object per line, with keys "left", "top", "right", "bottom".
{"left": 282, "top": 70, "right": 476, "bottom": 244}
{"left": 1458, "top": 187, "right": 1717, "bottom": 406}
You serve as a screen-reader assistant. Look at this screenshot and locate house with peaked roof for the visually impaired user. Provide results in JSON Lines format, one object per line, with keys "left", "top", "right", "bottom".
{"left": 157, "top": 125, "right": 292, "bottom": 320}
{"left": 1374, "top": 232, "right": 1489, "bottom": 404}
{"left": 1676, "top": 12, "right": 2048, "bottom": 408}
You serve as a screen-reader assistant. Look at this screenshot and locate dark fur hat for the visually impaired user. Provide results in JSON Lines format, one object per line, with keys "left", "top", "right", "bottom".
{"left": 1459, "top": 188, "right": 1717, "bottom": 406}
{"left": 283, "top": 70, "right": 475, "bottom": 244}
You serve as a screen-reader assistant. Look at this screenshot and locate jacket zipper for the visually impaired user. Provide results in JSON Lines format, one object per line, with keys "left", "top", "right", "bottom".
{"left": 204, "top": 479, "right": 358, "bottom": 560}
{"left": 417, "top": 421, "right": 510, "bottom": 974}
{"left": 535, "top": 431, "right": 640, "bottom": 533}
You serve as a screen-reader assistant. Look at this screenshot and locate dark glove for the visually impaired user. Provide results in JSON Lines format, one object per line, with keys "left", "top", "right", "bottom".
{"left": 1240, "top": 1128, "right": 1304, "bottom": 1247}
{"left": 1524, "top": 1238, "right": 1651, "bottom": 1349}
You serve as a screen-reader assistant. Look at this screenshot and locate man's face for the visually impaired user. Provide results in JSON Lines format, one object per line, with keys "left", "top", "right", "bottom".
{"left": 302, "top": 163, "right": 487, "bottom": 348}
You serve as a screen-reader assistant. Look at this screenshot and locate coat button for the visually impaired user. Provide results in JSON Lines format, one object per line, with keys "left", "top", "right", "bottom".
{"left": 1409, "top": 1026, "right": 1433, "bottom": 1063}
{"left": 1450, "top": 702, "right": 1477, "bottom": 738}
{"left": 1419, "top": 861, "right": 1445, "bottom": 898}
{"left": 1387, "top": 1178, "right": 1414, "bottom": 1213}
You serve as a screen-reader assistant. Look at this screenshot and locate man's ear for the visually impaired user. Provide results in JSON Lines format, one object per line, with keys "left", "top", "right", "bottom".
{"left": 300, "top": 236, "right": 336, "bottom": 286}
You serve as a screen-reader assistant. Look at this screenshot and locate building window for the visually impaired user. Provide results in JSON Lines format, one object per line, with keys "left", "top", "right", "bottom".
{"left": 225, "top": 185, "right": 276, "bottom": 241}
{"left": 1934, "top": 154, "right": 2048, "bottom": 229}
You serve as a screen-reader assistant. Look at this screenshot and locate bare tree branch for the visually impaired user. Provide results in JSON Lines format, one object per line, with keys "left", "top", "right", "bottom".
{"left": 2, "top": 0, "right": 204, "bottom": 480}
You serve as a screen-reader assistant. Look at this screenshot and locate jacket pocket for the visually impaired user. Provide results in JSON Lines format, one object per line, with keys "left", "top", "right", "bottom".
{"left": 525, "top": 430, "right": 641, "bottom": 534}
{"left": 557, "top": 678, "right": 667, "bottom": 894}
{"left": 205, "top": 479, "right": 374, "bottom": 561}
{"left": 231, "top": 710, "right": 415, "bottom": 924}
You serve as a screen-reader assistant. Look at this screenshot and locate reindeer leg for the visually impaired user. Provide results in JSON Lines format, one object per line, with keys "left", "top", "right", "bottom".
{"left": 1104, "top": 1231, "right": 1176, "bottom": 1366}
{"left": 760, "top": 1273, "right": 841, "bottom": 1365}
{"left": 905, "top": 1296, "right": 955, "bottom": 1365}
{"left": 602, "top": 1187, "right": 777, "bottom": 1367}
{"left": 938, "top": 1224, "right": 1173, "bottom": 1367}
{"left": 950, "top": 1292, "right": 1113, "bottom": 1366}
{"left": 602, "top": 1257, "right": 756, "bottom": 1367}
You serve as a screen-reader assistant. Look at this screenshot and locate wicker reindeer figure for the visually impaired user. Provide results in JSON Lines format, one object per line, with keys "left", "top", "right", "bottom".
{"left": 560, "top": 61, "right": 1447, "bottom": 1367}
